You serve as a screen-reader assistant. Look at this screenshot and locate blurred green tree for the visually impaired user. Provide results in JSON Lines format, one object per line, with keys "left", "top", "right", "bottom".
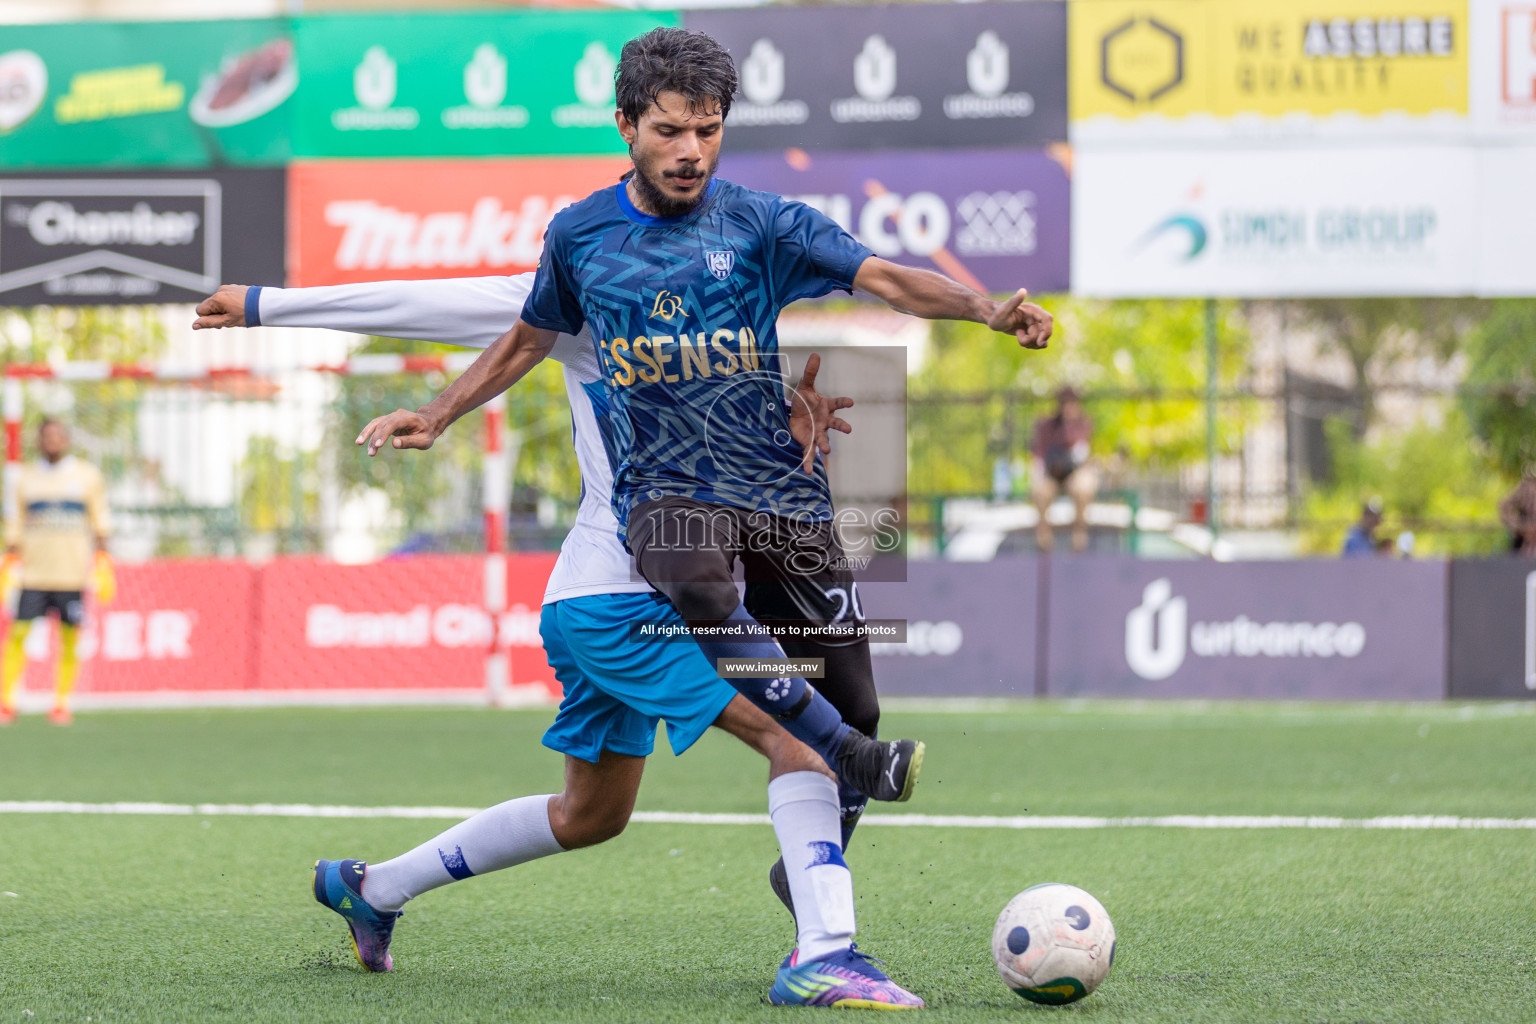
{"left": 1298, "top": 411, "right": 1511, "bottom": 556}
{"left": 1287, "top": 298, "right": 1480, "bottom": 435}
{"left": 1460, "top": 299, "right": 1536, "bottom": 477}
{"left": 908, "top": 296, "right": 1251, "bottom": 500}
{"left": 328, "top": 336, "right": 577, "bottom": 551}
{"left": 0, "top": 305, "right": 168, "bottom": 364}
{"left": 238, "top": 436, "right": 320, "bottom": 555}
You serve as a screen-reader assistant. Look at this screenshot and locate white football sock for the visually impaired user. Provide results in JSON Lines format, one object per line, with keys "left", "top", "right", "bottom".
{"left": 768, "top": 771, "right": 856, "bottom": 963}
{"left": 361, "top": 794, "right": 565, "bottom": 913}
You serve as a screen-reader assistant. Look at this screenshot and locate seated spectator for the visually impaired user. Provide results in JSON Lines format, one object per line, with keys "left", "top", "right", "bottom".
{"left": 1498, "top": 466, "right": 1536, "bottom": 557}
{"left": 1030, "top": 386, "right": 1096, "bottom": 553}
{"left": 1341, "top": 498, "right": 1383, "bottom": 558}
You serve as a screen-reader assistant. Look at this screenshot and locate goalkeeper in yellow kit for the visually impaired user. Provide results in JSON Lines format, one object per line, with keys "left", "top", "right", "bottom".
{"left": 2, "top": 419, "right": 113, "bottom": 725}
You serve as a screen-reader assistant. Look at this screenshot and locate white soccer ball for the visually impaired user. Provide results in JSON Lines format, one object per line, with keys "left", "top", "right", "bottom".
{"left": 991, "top": 883, "right": 1116, "bottom": 1005}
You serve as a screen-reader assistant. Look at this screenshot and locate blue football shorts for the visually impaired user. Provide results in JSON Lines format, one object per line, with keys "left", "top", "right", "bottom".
{"left": 539, "top": 592, "right": 736, "bottom": 764}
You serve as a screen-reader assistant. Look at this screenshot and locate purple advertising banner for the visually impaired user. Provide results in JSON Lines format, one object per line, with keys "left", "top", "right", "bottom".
{"left": 1046, "top": 559, "right": 1448, "bottom": 701}
{"left": 859, "top": 559, "right": 1038, "bottom": 697}
{"left": 1447, "top": 559, "right": 1536, "bottom": 699}
{"left": 717, "top": 148, "right": 1069, "bottom": 294}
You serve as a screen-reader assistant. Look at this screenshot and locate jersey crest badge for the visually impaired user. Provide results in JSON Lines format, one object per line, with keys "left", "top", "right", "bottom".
{"left": 705, "top": 249, "right": 735, "bottom": 280}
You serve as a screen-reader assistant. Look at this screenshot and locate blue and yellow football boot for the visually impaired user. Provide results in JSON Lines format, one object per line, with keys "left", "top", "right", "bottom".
{"left": 312, "top": 858, "right": 400, "bottom": 972}
{"left": 769, "top": 945, "right": 925, "bottom": 1009}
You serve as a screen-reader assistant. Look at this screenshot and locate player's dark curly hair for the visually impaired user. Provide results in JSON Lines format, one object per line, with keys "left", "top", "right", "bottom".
{"left": 616, "top": 27, "right": 737, "bottom": 125}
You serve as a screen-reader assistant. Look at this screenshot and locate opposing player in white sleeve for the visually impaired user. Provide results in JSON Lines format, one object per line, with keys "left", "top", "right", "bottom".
{"left": 193, "top": 280, "right": 926, "bottom": 1008}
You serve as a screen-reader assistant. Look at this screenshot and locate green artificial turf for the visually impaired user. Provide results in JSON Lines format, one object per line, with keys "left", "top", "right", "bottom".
{"left": 1, "top": 701, "right": 1533, "bottom": 1022}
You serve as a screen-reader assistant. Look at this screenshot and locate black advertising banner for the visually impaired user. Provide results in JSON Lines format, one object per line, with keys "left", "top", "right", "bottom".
{"left": 0, "top": 169, "right": 284, "bottom": 305}
{"left": 686, "top": 1, "right": 1067, "bottom": 152}
{"left": 1447, "top": 559, "right": 1536, "bottom": 699}
{"left": 859, "top": 559, "right": 1038, "bottom": 696}
{"left": 1046, "top": 558, "right": 1448, "bottom": 700}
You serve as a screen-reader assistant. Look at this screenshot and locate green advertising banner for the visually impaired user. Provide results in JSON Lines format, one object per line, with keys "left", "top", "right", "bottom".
{"left": 289, "top": 10, "right": 676, "bottom": 159}
{"left": 0, "top": 19, "right": 296, "bottom": 168}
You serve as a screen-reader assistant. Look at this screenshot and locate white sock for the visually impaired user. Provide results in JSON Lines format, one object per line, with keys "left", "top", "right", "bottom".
{"left": 768, "top": 771, "right": 856, "bottom": 963}
{"left": 361, "top": 794, "right": 565, "bottom": 913}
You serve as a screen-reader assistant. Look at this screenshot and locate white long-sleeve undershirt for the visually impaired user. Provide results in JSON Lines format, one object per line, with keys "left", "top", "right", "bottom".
{"left": 253, "top": 275, "right": 535, "bottom": 351}
{"left": 245, "top": 274, "right": 643, "bottom": 604}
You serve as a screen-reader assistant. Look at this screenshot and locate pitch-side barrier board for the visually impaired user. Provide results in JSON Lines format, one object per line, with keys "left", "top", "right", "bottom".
{"left": 8, "top": 553, "right": 1529, "bottom": 701}
{"left": 1446, "top": 558, "right": 1536, "bottom": 698}
{"left": 1045, "top": 558, "right": 1449, "bottom": 700}
{"left": 871, "top": 556, "right": 1459, "bottom": 700}
{"left": 0, "top": 555, "right": 559, "bottom": 701}
{"left": 859, "top": 559, "right": 1041, "bottom": 698}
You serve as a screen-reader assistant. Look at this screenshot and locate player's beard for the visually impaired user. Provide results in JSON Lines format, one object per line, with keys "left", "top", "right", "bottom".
{"left": 629, "top": 149, "right": 717, "bottom": 219}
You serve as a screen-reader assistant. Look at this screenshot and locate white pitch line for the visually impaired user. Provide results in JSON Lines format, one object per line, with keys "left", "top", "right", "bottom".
{"left": 0, "top": 802, "right": 1533, "bottom": 830}
{"left": 0, "top": 801, "right": 486, "bottom": 819}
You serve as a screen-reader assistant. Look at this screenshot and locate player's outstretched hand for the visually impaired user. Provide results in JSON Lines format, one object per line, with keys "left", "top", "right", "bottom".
{"left": 789, "top": 352, "right": 855, "bottom": 474}
{"left": 356, "top": 409, "right": 438, "bottom": 457}
{"left": 988, "top": 288, "right": 1054, "bottom": 350}
{"left": 192, "top": 285, "right": 250, "bottom": 330}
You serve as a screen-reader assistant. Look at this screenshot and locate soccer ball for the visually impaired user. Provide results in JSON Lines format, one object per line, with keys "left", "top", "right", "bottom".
{"left": 991, "top": 883, "right": 1115, "bottom": 1005}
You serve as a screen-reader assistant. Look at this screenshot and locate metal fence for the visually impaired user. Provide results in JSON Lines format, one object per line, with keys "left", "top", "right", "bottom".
{"left": 903, "top": 383, "right": 1514, "bottom": 558}
{"left": 2, "top": 360, "right": 570, "bottom": 563}
{"left": 2, "top": 355, "right": 1516, "bottom": 563}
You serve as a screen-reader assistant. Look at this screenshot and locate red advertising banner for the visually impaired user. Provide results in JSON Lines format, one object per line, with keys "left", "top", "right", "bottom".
{"left": 255, "top": 554, "right": 558, "bottom": 697}
{"left": 4, "top": 553, "right": 560, "bottom": 701}
{"left": 287, "top": 157, "right": 631, "bottom": 286}
{"left": 6, "top": 559, "right": 257, "bottom": 695}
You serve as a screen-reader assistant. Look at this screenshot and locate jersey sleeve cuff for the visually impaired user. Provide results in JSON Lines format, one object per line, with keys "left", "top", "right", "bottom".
{"left": 520, "top": 310, "right": 581, "bottom": 334}
{"left": 838, "top": 251, "right": 874, "bottom": 291}
{"left": 244, "top": 285, "right": 264, "bottom": 328}
{"left": 821, "top": 248, "right": 873, "bottom": 292}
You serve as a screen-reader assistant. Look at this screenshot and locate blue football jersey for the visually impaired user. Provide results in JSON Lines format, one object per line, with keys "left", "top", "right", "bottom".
{"left": 522, "top": 178, "right": 873, "bottom": 541}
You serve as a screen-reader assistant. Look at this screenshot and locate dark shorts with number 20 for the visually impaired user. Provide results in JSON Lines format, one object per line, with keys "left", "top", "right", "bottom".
{"left": 628, "top": 495, "right": 866, "bottom": 643}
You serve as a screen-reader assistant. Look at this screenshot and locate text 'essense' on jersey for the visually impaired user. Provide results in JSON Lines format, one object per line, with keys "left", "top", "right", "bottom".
{"left": 600, "top": 327, "right": 761, "bottom": 388}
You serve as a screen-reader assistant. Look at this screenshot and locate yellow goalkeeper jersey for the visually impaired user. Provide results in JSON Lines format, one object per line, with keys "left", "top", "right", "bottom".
{"left": 4, "top": 456, "right": 110, "bottom": 591}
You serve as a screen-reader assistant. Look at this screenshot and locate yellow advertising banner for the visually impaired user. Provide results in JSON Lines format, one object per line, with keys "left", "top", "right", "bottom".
{"left": 1070, "top": 0, "right": 1469, "bottom": 121}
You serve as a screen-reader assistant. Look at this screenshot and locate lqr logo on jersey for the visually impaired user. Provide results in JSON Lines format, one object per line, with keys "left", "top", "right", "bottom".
{"left": 706, "top": 249, "right": 735, "bottom": 280}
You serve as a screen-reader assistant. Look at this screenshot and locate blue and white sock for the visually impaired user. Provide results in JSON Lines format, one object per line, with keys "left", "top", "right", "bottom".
{"left": 361, "top": 794, "right": 565, "bottom": 913}
{"left": 769, "top": 771, "right": 856, "bottom": 963}
{"left": 694, "top": 604, "right": 851, "bottom": 763}
{"left": 838, "top": 780, "right": 869, "bottom": 848}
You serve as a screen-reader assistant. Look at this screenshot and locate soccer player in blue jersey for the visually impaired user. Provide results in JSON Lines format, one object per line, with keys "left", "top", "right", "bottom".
{"left": 196, "top": 277, "right": 927, "bottom": 1007}
{"left": 356, "top": 27, "right": 1052, "bottom": 1006}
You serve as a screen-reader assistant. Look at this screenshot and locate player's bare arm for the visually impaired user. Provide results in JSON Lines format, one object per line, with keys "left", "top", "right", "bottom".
{"left": 355, "top": 319, "right": 557, "bottom": 456}
{"left": 192, "top": 284, "right": 249, "bottom": 329}
{"left": 787, "top": 353, "right": 855, "bottom": 474}
{"left": 851, "top": 257, "right": 1054, "bottom": 350}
